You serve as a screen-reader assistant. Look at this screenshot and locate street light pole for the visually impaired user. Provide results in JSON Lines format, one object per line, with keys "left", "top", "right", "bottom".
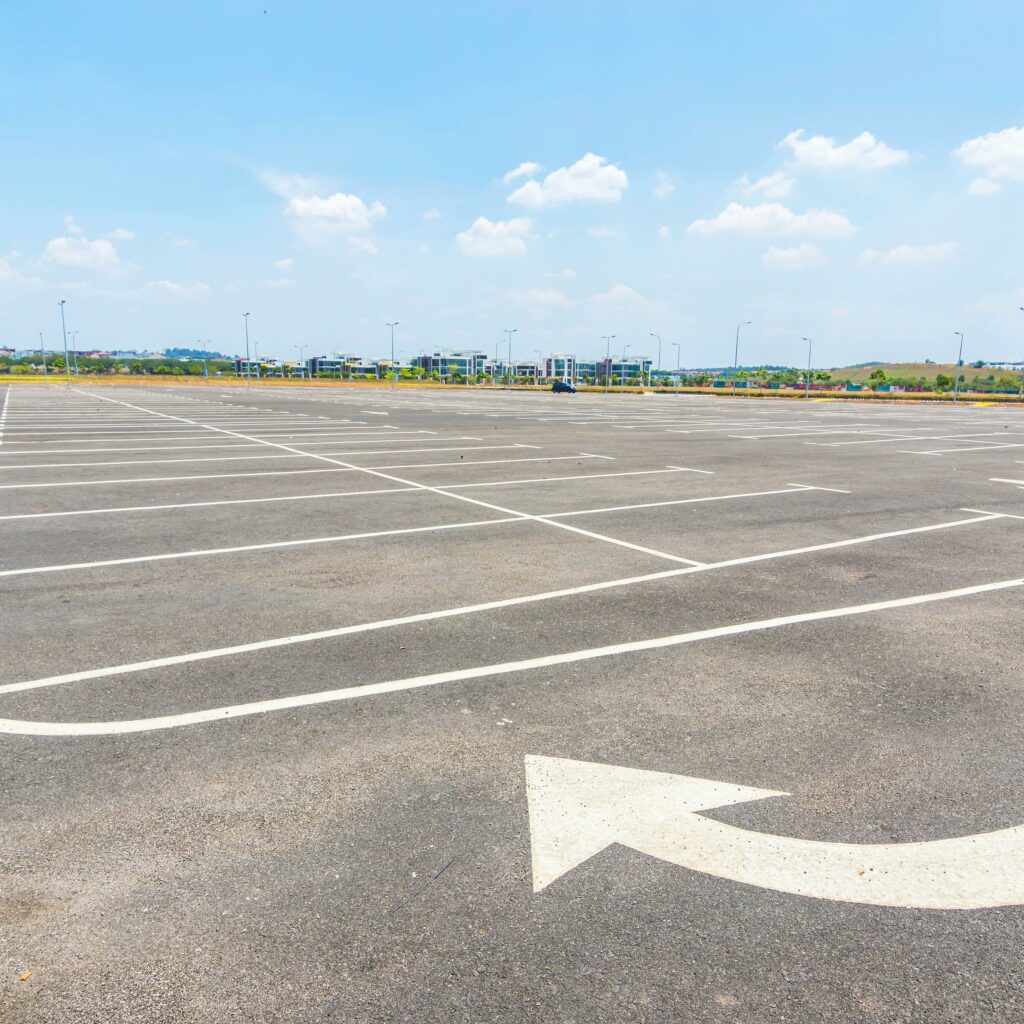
{"left": 601, "top": 335, "right": 615, "bottom": 394}
{"left": 39, "top": 332, "right": 47, "bottom": 378}
{"left": 386, "top": 322, "right": 399, "bottom": 391}
{"left": 535, "top": 349, "right": 542, "bottom": 388}
{"left": 953, "top": 331, "right": 965, "bottom": 403}
{"left": 802, "top": 337, "right": 813, "bottom": 398}
{"left": 58, "top": 300, "right": 71, "bottom": 388}
{"left": 504, "top": 328, "right": 516, "bottom": 390}
{"left": 243, "top": 313, "right": 252, "bottom": 388}
{"left": 71, "top": 331, "right": 79, "bottom": 376}
{"left": 1018, "top": 308, "right": 1024, "bottom": 397}
{"left": 297, "top": 344, "right": 305, "bottom": 380}
{"left": 650, "top": 333, "right": 661, "bottom": 388}
{"left": 672, "top": 341, "right": 680, "bottom": 385}
{"left": 621, "top": 343, "right": 631, "bottom": 393}
{"left": 734, "top": 320, "right": 751, "bottom": 390}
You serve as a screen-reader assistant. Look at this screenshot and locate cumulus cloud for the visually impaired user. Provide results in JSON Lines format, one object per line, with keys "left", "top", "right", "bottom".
{"left": 42, "top": 235, "right": 121, "bottom": 272}
{"left": 274, "top": 257, "right": 294, "bottom": 270}
{"left": 860, "top": 241, "right": 959, "bottom": 265}
{"left": 507, "top": 153, "right": 628, "bottom": 207}
{"left": 64, "top": 214, "right": 83, "bottom": 235}
{"left": 967, "top": 177, "right": 1003, "bottom": 196}
{"left": 653, "top": 171, "right": 674, "bottom": 199}
{"left": 590, "top": 283, "right": 646, "bottom": 304}
{"left": 347, "top": 235, "right": 379, "bottom": 255}
{"left": 455, "top": 216, "right": 532, "bottom": 257}
{"left": 779, "top": 129, "right": 909, "bottom": 170}
{"left": 687, "top": 202, "right": 855, "bottom": 238}
{"left": 422, "top": 208, "right": 442, "bottom": 220}
{"left": 147, "top": 280, "right": 211, "bottom": 295}
{"left": 741, "top": 171, "right": 795, "bottom": 198}
{"left": 657, "top": 225, "right": 671, "bottom": 240}
{"left": 544, "top": 268, "right": 576, "bottom": 279}
{"left": 107, "top": 228, "right": 135, "bottom": 241}
{"left": 503, "top": 161, "right": 542, "bottom": 184}
{"left": 954, "top": 126, "right": 1024, "bottom": 181}
{"left": 761, "top": 243, "right": 826, "bottom": 270}
{"left": 505, "top": 287, "right": 572, "bottom": 315}
{"left": 260, "top": 169, "right": 385, "bottom": 246}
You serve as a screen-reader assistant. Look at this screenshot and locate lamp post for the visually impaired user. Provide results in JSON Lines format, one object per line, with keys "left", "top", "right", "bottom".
{"left": 535, "top": 349, "right": 542, "bottom": 388}
{"left": 242, "top": 313, "right": 252, "bottom": 387}
{"left": 39, "top": 332, "right": 47, "bottom": 378}
{"left": 601, "top": 335, "right": 615, "bottom": 394}
{"left": 802, "top": 337, "right": 813, "bottom": 398}
{"left": 58, "top": 300, "right": 71, "bottom": 388}
{"left": 386, "top": 322, "right": 399, "bottom": 391}
{"left": 1018, "top": 308, "right": 1024, "bottom": 397}
{"left": 672, "top": 341, "right": 680, "bottom": 386}
{"left": 297, "top": 344, "right": 306, "bottom": 380}
{"left": 70, "top": 331, "right": 79, "bottom": 376}
{"left": 953, "top": 331, "right": 965, "bottom": 403}
{"left": 734, "top": 320, "right": 751, "bottom": 389}
{"left": 621, "top": 343, "right": 631, "bottom": 392}
{"left": 504, "top": 328, "right": 516, "bottom": 390}
{"left": 650, "top": 332, "right": 662, "bottom": 388}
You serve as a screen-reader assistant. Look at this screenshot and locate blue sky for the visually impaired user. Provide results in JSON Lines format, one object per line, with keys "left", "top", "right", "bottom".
{"left": 2, "top": 1, "right": 1023, "bottom": 367}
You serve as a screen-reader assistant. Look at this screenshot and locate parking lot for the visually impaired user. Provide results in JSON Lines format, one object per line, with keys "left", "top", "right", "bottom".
{"left": 2, "top": 381, "right": 1023, "bottom": 1022}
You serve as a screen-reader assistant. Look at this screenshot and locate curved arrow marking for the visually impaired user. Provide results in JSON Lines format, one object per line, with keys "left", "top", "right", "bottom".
{"left": 526, "top": 756, "right": 1024, "bottom": 909}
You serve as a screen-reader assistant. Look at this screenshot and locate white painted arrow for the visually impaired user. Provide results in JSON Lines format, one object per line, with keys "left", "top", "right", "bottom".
{"left": 526, "top": 756, "right": 1024, "bottom": 909}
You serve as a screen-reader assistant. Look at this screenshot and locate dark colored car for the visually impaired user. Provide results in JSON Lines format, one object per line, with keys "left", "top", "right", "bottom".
{"left": 551, "top": 380, "right": 577, "bottom": 393}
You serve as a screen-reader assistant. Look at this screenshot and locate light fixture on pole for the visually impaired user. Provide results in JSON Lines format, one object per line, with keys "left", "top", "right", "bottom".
{"left": 650, "top": 332, "right": 662, "bottom": 388}
{"left": 621, "top": 343, "right": 631, "bottom": 392}
{"left": 601, "top": 335, "right": 616, "bottom": 394}
{"left": 953, "top": 331, "right": 965, "bottom": 403}
{"left": 39, "top": 332, "right": 48, "bottom": 378}
{"left": 386, "top": 322, "right": 399, "bottom": 391}
{"left": 58, "top": 300, "right": 71, "bottom": 388}
{"left": 242, "top": 313, "right": 252, "bottom": 388}
{"left": 734, "top": 320, "right": 751, "bottom": 388}
{"left": 504, "top": 328, "right": 516, "bottom": 390}
{"left": 672, "top": 341, "right": 680, "bottom": 385}
{"left": 802, "top": 337, "right": 813, "bottom": 398}
{"left": 297, "top": 344, "right": 306, "bottom": 380}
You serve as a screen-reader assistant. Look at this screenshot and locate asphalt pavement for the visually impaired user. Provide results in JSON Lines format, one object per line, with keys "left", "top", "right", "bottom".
{"left": 2, "top": 381, "right": 1023, "bottom": 1023}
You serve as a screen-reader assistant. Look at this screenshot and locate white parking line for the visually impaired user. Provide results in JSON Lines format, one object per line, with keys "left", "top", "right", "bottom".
{"left": 0, "top": 386, "right": 9, "bottom": 446}
{"left": 0, "top": 512, "right": 1001, "bottom": 698}
{"left": 4, "top": 575, "right": 1019, "bottom": 735}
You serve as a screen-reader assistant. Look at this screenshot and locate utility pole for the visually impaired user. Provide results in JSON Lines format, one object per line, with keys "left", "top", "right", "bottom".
{"left": 386, "top": 322, "right": 399, "bottom": 391}
{"left": 734, "top": 320, "right": 751, "bottom": 391}
{"left": 504, "top": 328, "right": 516, "bottom": 390}
{"left": 650, "top": 333, "right": 662, "bottom": 388}
{"left": 802, "top": 337, "right": 813, "bottom": 398}
{"left": 39, "top": 332, "right": 47, "bottom": 378}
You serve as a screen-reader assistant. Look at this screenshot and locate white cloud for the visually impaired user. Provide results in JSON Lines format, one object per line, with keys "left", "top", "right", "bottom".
{"left": 687, "top": 202, "right": 855, "bottom": 238}
{"left": 169, "top": 235, "right": 197, "bottom": 247}
{"left": 967, "top": 177, "right": 1003, "bottom": 197}
{"left": 586, "top": 225, "right": 618, "bottom": 238}
{"left": 543, "top": 268, "right": 576, "bottom": 279}
{"left": 653, "top": 171, "right": 674, "bottom": 199}
{"left": 591, "top": 283, "right": 646, "bottom": 304}
{"left": 274, "top": 257, "right": 294, "bottom": 270}
{"left": 260, "top": 169, "right": 385, "bottom": 246}
{"left": 507, "top": 153, "right": 628, "bottom": 207}
{"left": 860, "top": 241, "right": 959, "bottom": 265}
{"left": 147, "top": 280, "right": 211, "bottom": 295}
{"left": 954, "top": 127, "right": 1024, "bottom": 180}
{"left": 506, "top": 287, "right": 572, "bottom": 315}
{"left": 286, "top": 193, "right": 386, "bottom": 232}
{"left": 107, "top": 228, "right": 135, "bottom": 241}
{"left": 779, "top": 129, "right": 909, "bottom": 170}
{"left": 347, "top": 235, "right": 379, "bottom": 255}
{"left": 263, "top": 277, "right": 295, "bottom": 289}
{"left": 422, "top": 208, "right": 442, "bottom": 220}
{"left": 740, "top": 171, "right": 795, "bottom": 198}
{"left": 502, "top": 161, "right": 542, "bottom": 184}
{"left": 42, "top": 235, "right": 121, "bottom": 272}
{"left": 761, "top": 243, "right": 826, "bottom": 270}
{"left": 64, "top": 214, "right": 83, "bottom": 235}
{"left": 455, "top": 216, "right": 532, "bottom": 258}
{"left": 658, "top": 225, "right": 671, "bottom": 240}
{"left": 0, "top": 253, "right": 42, "bottom": 288}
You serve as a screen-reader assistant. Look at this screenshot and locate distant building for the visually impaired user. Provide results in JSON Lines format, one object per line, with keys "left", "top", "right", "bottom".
{"left": 596, "top": 355, "right": 653, "bottom": 384}
{"left": 411, "top": 350, "right": 487, "bottom": 377}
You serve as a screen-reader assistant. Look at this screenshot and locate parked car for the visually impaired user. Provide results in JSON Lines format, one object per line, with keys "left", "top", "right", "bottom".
{"left": 551, "top": 380, "right": 576, "bottom": 393}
